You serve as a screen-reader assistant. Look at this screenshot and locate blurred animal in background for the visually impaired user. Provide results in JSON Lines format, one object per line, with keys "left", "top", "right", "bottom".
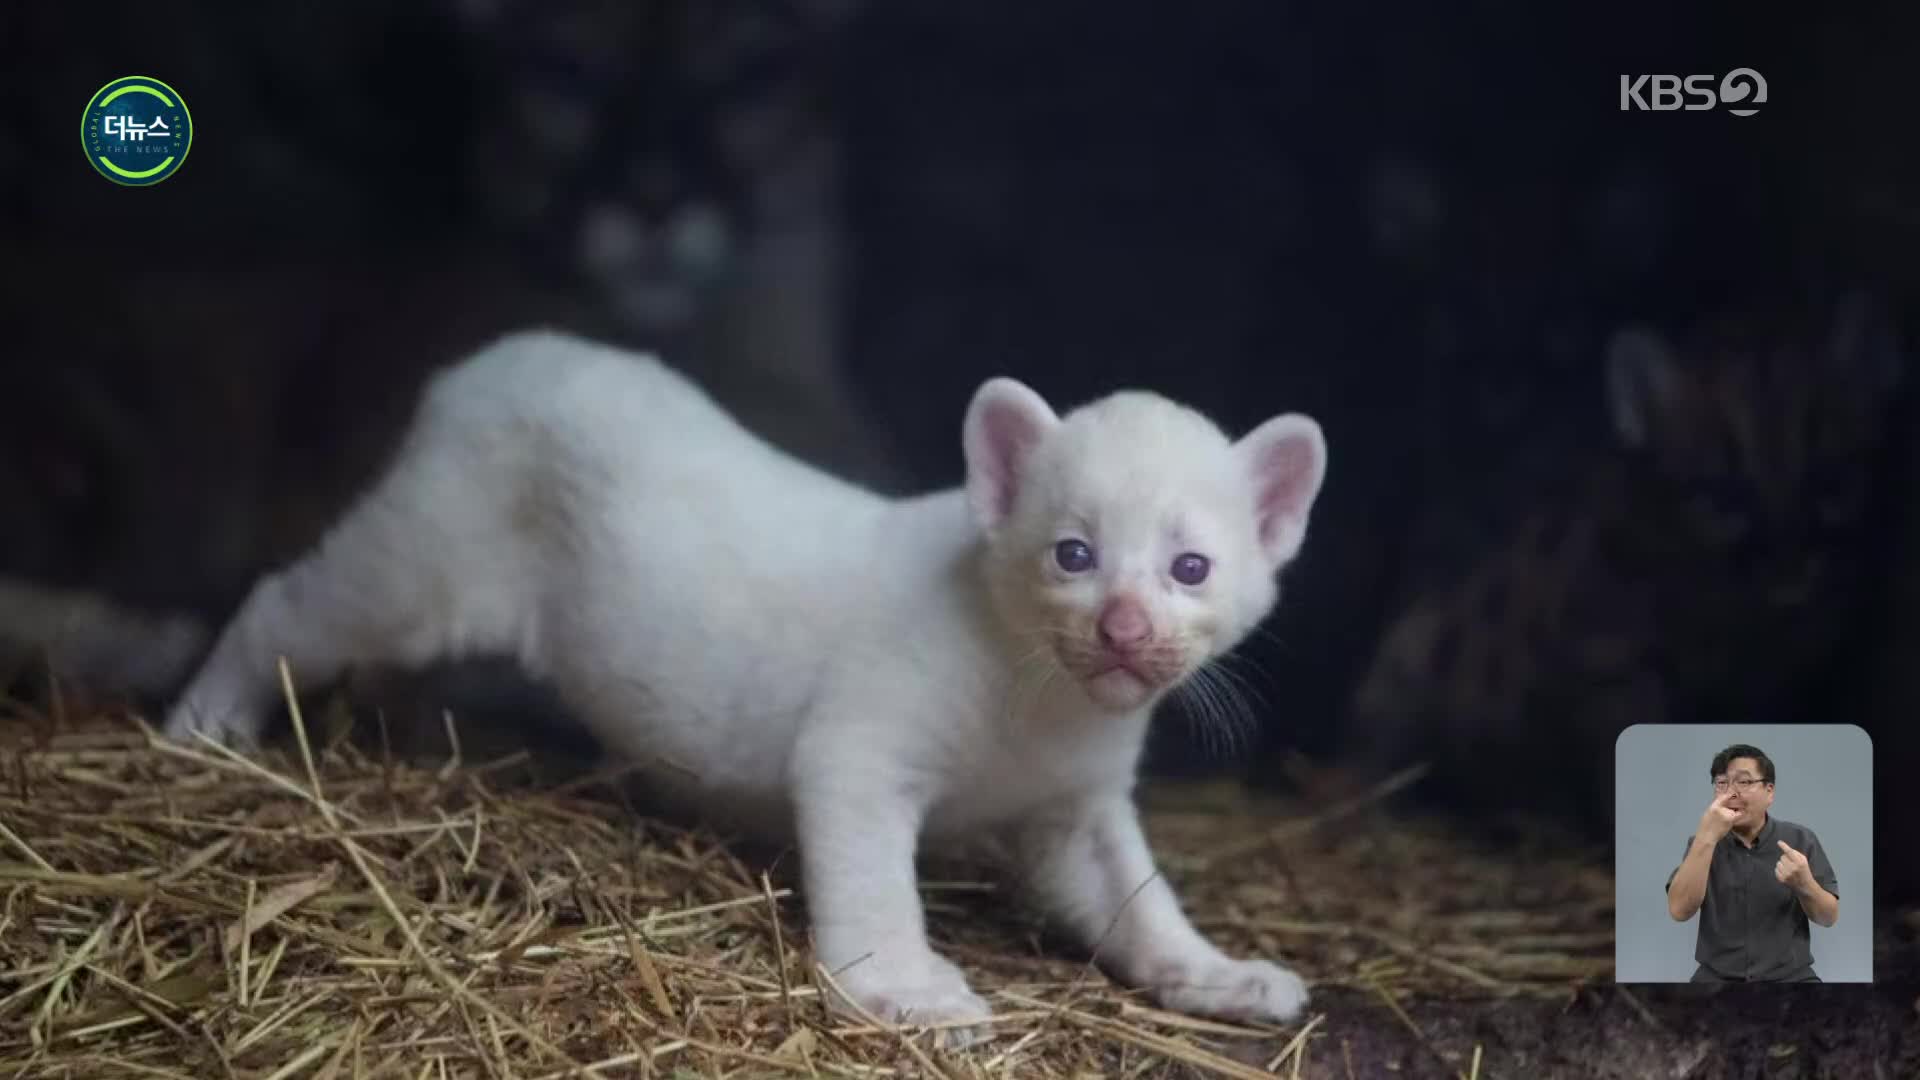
{"left": 443, "top": 0, "right": 893, "bottom": 484}
{"left": 1344, "top": 290, "right": 1908, "bottom": 833}
{"left": 445, "top": 0, "right": 838, "bottom": 326}
{"left": 1864, "top": 356, "right": 1920, "bottom": 902}
{"left": 2, "top": 0, "right": 892, "bottom": 717}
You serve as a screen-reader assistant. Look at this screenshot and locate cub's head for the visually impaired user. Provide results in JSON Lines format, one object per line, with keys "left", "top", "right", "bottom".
{"left": 962, "top": 378, "right": 1327, "bottom": 712}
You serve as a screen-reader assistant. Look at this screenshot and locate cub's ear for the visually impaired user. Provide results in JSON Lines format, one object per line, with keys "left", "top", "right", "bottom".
{"left": 1605, "top": 325, "right": 1686, "bottom": 449}
{"left": 962, "top": 378, "right": 1058, "bottom": 533}
{"left": 1235, "top": 413, "right": 1327, "bottom": 565}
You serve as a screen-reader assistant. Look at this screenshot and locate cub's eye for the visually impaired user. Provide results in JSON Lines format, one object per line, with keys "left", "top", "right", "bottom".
{"left": 1054, "top": 539, "right": 1096, "bottom": 572}
{"left": 1170, "top": 552, "right": 1210, "bottom": 585}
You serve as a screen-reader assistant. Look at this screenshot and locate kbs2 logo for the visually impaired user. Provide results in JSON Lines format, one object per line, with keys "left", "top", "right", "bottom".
{"left": 1619, "top": 69, "right": 1766, "bottom": 117}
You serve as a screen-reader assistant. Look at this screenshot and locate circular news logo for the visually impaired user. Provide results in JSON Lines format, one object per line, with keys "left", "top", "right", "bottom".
{"left": 81, "top": 76, "right": 193, "bottom": 186}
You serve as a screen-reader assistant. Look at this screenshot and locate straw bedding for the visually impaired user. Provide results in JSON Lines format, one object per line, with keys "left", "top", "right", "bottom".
{"left": 1, "top": 671, "right": 1913, "bottom": 1079}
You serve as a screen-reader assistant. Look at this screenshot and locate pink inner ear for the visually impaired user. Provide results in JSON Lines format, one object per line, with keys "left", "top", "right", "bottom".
{"left": 978, "top": 402, "right": 1039, "bottom": 520}
{"left": 1254, "top": 433, "right": 1317, "bottom": 549}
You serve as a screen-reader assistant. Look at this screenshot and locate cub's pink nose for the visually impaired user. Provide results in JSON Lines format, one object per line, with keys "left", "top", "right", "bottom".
{"left": 1097, "top": 596, "right": 1153, "bottom": 649}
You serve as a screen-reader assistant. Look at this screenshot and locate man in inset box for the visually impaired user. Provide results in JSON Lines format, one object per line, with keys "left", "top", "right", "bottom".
{"left": 1665, "top": 743, "right": 1839, "bottom": 982}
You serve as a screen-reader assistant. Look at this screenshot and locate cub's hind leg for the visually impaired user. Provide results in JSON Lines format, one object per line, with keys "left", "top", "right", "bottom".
{"left": 164, "top": 472, "right": 512, "bottom": 747}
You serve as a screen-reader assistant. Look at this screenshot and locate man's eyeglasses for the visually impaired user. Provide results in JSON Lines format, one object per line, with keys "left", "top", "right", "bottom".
{"left": 1712, "top": 777, "right": 1768, "bottom": 793}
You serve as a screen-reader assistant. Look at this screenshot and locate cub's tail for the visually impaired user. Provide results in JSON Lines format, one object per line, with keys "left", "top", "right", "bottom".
{"left": 0, "top": 575, "right": 209, "bottom": 699}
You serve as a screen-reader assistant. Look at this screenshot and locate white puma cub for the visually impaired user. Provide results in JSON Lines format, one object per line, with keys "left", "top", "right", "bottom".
{"left": 166, "top": 330, "right": 1327, "bottom": 1032}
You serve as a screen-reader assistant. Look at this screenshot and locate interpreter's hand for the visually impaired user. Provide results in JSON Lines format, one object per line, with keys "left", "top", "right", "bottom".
{"left": 1774, "top": 841, "right": 1814, "bottom": 893}
{"left": 1696, "top": 790, "right": 1739, "bottom": 844}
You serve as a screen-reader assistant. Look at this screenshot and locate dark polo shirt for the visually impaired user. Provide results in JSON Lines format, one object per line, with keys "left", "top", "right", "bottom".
{"left": 1665, "top": 814, "right": 1837, "bottom": 982}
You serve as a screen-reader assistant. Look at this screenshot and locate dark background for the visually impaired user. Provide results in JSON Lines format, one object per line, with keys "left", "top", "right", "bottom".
{"left": 4, "top": 2, "right": 1917, "bottom": 898}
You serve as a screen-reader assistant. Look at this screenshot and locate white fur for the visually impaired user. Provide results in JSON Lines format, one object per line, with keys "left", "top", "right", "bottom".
{"left": 165, "top": 330, "right": 1328, "bottom": 1037}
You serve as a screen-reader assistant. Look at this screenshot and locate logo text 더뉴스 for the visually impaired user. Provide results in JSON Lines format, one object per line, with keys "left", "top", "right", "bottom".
{"left": 82, "top": 75, "right": 194, "bottom": 185}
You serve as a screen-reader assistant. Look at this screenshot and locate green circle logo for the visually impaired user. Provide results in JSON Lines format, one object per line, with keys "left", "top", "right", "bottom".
{"left": 82, "top": 75, "right": 193, "bottom": 186}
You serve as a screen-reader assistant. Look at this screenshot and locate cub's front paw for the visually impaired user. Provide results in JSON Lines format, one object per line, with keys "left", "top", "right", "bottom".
{"left": 1145, "top": 957, "right": 1309, "bottom": 1025}
{"left": 827, "top": 956, "right": 993, "bottom": 1046}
